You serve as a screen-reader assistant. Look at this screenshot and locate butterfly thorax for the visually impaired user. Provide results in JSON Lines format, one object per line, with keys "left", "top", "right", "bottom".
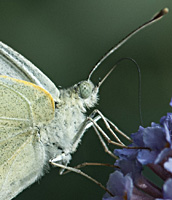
{"left": 40, "top": 81, "right": 99, "bottom": 163}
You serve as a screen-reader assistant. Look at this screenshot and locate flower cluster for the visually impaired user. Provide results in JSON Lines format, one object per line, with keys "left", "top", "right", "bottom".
{"left": 103, "top": 99, "right": 172, "bottom": 200}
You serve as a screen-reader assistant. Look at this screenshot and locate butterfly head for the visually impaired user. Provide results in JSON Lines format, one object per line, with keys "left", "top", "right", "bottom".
{"left": 74, "top": 80, "right": 99, "bottom": 109}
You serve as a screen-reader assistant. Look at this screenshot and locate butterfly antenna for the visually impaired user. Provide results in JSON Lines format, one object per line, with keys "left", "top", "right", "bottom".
{"left": 98, "top": 57, "right": 143, "bottom": 125}
{"left": 98, "top": 65, "right": 116, "bottom": 88}
{"left": 88, "top": 8, "right": 169, "bottom": 81}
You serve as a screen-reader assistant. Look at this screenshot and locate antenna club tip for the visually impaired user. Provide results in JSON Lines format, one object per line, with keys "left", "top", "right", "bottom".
{"left": 152, "top": 7, "right": 169, "bottom": 21}
{"left": 162, "top": 8, "right": 169, "bottom": 15}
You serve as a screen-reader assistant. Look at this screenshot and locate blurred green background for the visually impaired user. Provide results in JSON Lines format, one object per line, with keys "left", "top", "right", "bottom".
{"left": 0, "top": 1, "right": 172, "bottom": 200}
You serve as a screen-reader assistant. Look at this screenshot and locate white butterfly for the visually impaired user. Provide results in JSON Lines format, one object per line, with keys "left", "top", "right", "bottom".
{"left": 0, "top": 8, "right": 168, "bottom": 200}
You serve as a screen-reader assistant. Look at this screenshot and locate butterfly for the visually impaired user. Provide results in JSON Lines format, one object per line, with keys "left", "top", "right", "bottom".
{"left": 0, "top": 8, "right": 168, "bottom": 200}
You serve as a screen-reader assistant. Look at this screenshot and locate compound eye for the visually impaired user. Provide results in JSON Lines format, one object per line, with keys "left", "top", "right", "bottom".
{"left": 79, "top": 81, "right": 92, "bottom": 99}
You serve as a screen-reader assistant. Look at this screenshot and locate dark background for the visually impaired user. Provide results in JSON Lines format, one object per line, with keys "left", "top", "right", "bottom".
{"left": 0, "top": 1, "right": 172, "bottom": 200}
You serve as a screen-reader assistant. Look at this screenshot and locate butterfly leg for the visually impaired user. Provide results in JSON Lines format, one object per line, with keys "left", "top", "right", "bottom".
{"left": 86, "top": 110, "right": 149, "bottom": 150}
{"left": 49, "top": 158, "right": 113, "bottom": 196}
{"left": 70, "top": 115, "right": 115, "bottom": 159}
{"left": 89, "top": 109, "right": 132, "bottom": 143}
{"left": 72, "top": 109, "right": 131, "bottom": 160}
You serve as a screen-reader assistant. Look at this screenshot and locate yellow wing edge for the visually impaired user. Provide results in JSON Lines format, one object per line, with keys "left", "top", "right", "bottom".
{"left": 0, "top": 75, "right": 55, "bottom": 112}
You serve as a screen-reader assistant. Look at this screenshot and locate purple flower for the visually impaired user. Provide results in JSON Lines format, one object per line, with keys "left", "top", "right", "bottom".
{"left": 103, "top": 171, "right": 133, "bottom": 200}
{"left": 163, "top": 179, "right": 172, "bottom": 199}
{"left": 103, "top": 99, "right": 172, "bottom": 200}
{"left": 160, "top": 112, "right": 172, "bottom": 135}
{"left": 114, "top": 148, "right": 142, "bottom": 180}
{"left": 132, "top": 122, "right": 172, "bottom": 165}
{"left": 156, "top": 178, "right": 172, "bottom": 200}
{"left": 164, "top": 157, "right": 172, "bottom": 173}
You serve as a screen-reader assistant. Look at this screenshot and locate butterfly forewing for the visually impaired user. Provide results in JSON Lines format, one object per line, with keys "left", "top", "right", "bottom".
{"left": 0, "top": 41, "right": 59, "bottom": 101}
{"left": 0, "top": 76, "right": 55, "bottom": 200}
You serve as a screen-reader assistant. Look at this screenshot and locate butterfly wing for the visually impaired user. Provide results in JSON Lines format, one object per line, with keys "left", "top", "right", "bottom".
{"left": 0, "top": 76, "right": 55, "bottom": 200}
{"left": 0, "top": 41, "right": 59, "bottom": 101}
